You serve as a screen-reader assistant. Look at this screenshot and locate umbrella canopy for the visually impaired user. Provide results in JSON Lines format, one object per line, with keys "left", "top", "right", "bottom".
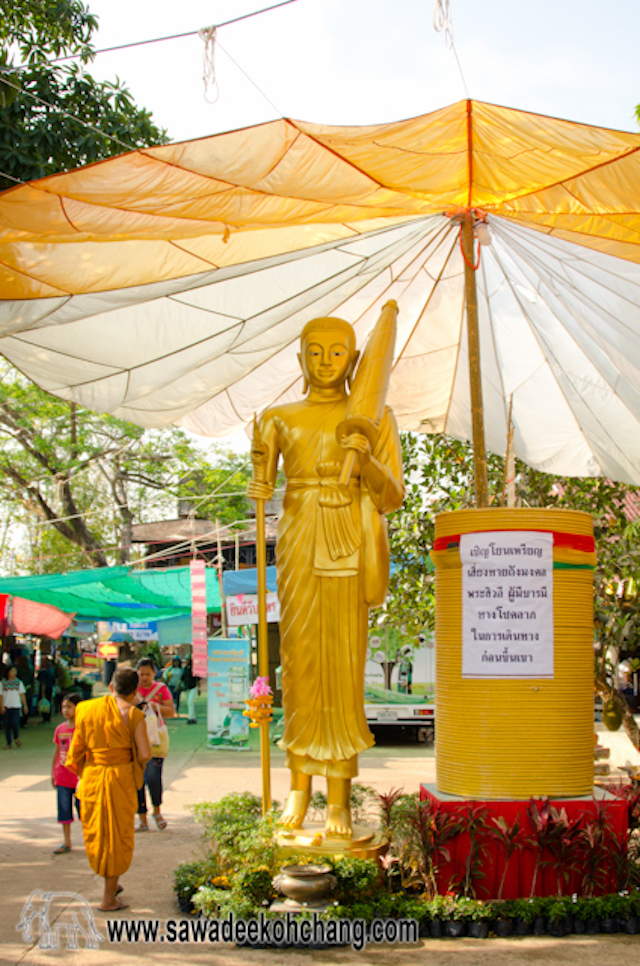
{"left": 0, "top": 566, "right": 222, "bottom": 622}
{"left": 2, "top": 99, "right": 640, "bottom": 481}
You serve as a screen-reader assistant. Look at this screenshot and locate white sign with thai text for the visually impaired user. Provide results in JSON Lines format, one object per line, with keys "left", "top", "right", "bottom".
{"left": 460, "top": 531, "right": 554, "bottom": 678}
{"left": 225, "top": 592, "right": 280, "bottom": 627}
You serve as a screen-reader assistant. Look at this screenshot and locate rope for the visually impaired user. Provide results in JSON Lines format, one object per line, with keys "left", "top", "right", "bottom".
{"left": 432, "top": 0, "right": 453, "bottom": 49}
{"left": 198, "top": 25, "right": 219, "bottom": 103}
{"left": 432, "top": 0, "right": 469, "bottom": 97}
{"left": 0, "top": 1, "right": 302, "bottom": 71}
{"left": 458, "top": 224, "right": 481, "bottom": 270}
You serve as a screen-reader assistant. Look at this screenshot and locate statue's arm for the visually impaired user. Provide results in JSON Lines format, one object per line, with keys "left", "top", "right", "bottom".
{"left": 360, "top": 408, "right": 405, "bottom": 514}
{"left": 247, "top": 410, "right": 280, "bottom": 501}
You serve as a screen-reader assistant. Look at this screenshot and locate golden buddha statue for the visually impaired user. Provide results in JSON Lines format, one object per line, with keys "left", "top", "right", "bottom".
{"left": 248, "top": 313, "right": 404, "bottom": 837}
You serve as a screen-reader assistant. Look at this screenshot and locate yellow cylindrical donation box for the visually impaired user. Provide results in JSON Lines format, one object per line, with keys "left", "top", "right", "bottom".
{"left": 433, "top": 508, "right": 596, "bottom": 799}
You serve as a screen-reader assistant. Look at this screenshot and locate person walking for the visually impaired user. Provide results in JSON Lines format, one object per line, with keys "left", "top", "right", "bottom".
{"left": 14, "top": 654, "right": 34, "bottom": 727}
{"left": 135, "top": 658, "right": 175, "bottom": 831}
{"left": 163, "top": 657, "right": 184, "bottom": 715}
{"left": 1, "top": 666, "right": 29, "bottom": 749}
{"left": 51, "top": 692, "right": 82, "bottom": 854}
{"left": 66, "top": 667, "right": 150, "bottom": 912}
{"left": 38, "top": 657, "right": 56, "bottom": 723}
{"left": 182, "top": 658, "right": 198, "bottom": 724}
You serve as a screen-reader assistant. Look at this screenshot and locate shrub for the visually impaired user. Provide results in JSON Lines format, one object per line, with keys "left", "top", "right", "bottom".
{"left": 191, "top": 793, "right": 282, "bottom": 876}
{"left": 331, "top": 857, "right": 380, "bottom": 903}
{"left": 174, "top": 857, "right": 221, "bottom": 903}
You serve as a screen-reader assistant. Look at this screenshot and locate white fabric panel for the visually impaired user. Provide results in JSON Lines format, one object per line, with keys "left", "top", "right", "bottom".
{"left": 3, "top": 214, "right": 640, "bottom": 482}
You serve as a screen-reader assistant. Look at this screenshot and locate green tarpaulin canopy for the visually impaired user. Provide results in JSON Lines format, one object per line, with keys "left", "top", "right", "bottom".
{"left": 0, "top": 566, "right": 221, "bottom": 623}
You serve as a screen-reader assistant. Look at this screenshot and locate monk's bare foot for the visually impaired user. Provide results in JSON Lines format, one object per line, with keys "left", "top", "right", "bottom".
{"left": 279, "top": 789, "right": 310, "bottom": 829}
{"left": 325, "top": 805, "right": 352, "bottom": 838}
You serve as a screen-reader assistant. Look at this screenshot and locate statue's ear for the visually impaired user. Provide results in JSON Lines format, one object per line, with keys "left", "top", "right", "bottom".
{"left": 298, "top": 352, "right": 310, "bottom": 394}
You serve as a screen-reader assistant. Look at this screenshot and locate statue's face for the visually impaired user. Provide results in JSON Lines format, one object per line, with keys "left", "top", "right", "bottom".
{"left": 300, "top": 328, "right": 355, "bottom": 390}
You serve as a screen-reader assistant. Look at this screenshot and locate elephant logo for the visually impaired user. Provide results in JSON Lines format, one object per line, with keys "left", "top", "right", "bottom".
{"left": 16, "top": 891, "right": 103, "bottom": 950}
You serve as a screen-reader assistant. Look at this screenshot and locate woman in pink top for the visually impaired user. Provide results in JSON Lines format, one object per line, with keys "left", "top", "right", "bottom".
{"left": 52, "top": 692, "right": 82, "bottom": 853}
{"left": 135, "top": 658, "right": 175, "bottom": 831}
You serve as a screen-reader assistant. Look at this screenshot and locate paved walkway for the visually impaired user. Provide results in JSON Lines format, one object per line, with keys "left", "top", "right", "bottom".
{"left": 1, "top": 698, "right": 639, "bottom": 965}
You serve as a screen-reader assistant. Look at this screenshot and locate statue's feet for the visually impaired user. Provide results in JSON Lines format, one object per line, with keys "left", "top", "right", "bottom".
{"left": 325, "top": 804, "right": 352, "bottom": 838}
{"left": 279, "top": 789, "right": 310, "bottom": 829}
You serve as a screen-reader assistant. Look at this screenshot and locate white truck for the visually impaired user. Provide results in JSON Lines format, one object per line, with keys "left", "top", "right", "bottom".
{"left": 365, "top": 630, "right": 436, "bottom": 742}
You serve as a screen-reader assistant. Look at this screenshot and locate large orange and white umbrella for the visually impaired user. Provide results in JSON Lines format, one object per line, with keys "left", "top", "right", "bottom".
{"left": 2, "top": 99, "right": 640, "bottom": 481}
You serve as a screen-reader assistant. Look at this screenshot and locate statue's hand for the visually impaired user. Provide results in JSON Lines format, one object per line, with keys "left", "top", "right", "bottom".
{"left": 340, "top": 432, "right": 371, "bottom": 465}
{"left": 247, "top": 480, "right": 274, "bottom": 501}
{"left": 251, "top": 438, "right": 269, "bottom": 464}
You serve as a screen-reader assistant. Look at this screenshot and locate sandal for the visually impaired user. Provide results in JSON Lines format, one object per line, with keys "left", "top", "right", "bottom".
{"left": 98, "top": 898, "right": 129, "bottom": 913}
{"left": 116, "top": 885, "right": 124, "bottom": 896}
{"left": 53, "top": 844, "right": 71, "bottom": 854}
{"left": 153, "top": 815, "right": 167, "bottom": 830}
{"left": 135, "top": 821, "right": 149, "bottom": 832}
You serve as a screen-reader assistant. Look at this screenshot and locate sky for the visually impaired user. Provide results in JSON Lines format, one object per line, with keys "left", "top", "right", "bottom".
{"left": 83, "top": 0, "right": 640, "bottom": 141}
{"left": 53, "top": 0, "right": 640, "bottom": 456}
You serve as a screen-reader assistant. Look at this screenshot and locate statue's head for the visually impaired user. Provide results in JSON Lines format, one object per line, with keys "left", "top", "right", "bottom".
{"left": 298, "top": 316, "right": 359, "bottom": 393}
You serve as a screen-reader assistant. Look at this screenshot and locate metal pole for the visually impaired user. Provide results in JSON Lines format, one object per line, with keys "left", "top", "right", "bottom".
{"left": 462, "top": 214, "right": 489, "bottom": 508}
{"left": 255, "top": 497, "right": 272, "bottom": 813}
{"left": 215, "top": 519, "right": 228, "bottom": 637}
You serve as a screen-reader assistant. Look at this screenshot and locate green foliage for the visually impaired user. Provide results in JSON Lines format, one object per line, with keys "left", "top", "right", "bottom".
{"left": 191, "top": 792, "right": 283, "bottom": 877}
{"left": 0, "top": 365, "right": 249, "bottom": 569}
{"left": 381, "top": 431, "right": 640, "bottom": 676}
{"left": 306, "top": 783, "right": 375, "bottom": 824}
{"left": 330, "top": 857, "right": 379, "bottom": 903}
{"left": 234, "top": 866, "right": 275, "bottom": 906}
{"left": 0, "top": 0, "right": 167, "bottom": 189}
{"left": 173, "top": 856, "right": 222, "bottom": 901}
{"left": 176, "top": 449, "right": 252, "bottom": 528}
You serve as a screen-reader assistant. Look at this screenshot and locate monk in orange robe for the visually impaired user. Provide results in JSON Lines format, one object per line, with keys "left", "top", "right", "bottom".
{"left": 67, "top": 667, "right": 150, "bottom": 911}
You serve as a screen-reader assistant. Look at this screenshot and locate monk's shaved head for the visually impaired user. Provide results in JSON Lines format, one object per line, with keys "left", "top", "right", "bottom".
{"left": 113, "top": 667, "right": 139, "bottom": 697}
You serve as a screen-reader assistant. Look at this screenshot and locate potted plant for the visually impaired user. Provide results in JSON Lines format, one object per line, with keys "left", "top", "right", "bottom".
{"left": 428, "top": 895, "right": 446, "bottom": 937}
{"left": 488, "top": 815, "right": 527, "bottom": 900}
{"left": 441, "top": 895, "right": 466, "bottom": 938}
{"left": 174, "top": 857, "right": 221, "bottom": 914}
{"left": 546, "top": 895, "right": 574, "bottom": 937}
{"left": 490, "top": 899, "right": 516, "bottom": 937}
{"left": 510, "top": 897, "right": 539, "bottom": 935}
{"left": 580, "top": 895, "right": 604, "bottom": 933}
{"left": 461, "top": 898, "right": 492, "bottom": 938}
{"left": 428, "top": 894, "right": 466, "bottom": 937}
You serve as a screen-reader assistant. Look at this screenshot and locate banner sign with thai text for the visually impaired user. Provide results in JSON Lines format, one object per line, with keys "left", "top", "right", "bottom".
{"left": 190, "top": 559, "right": 208, "bottom": 677}
{"left": 207, "top": 637, "right": 250, "bottom": 749}
{"left": 225, "top": 592, "right": 280, "bottom": 627}
{"left": 460, "top": 531, "right": 554, "bottom": 678}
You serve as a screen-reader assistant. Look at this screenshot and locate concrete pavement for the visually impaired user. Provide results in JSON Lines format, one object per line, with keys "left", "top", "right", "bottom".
{"left": 1, "top": 697, "right": 639, "bottom": 965}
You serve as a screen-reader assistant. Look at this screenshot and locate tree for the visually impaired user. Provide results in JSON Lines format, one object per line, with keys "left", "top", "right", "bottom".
{"left": 0, "top": 365, "right": 251, "bottom": 571}
{"left": 0, "top": 0, "right": 167, "bottom": 189}
{"left": 377, "top": 433, "right": 505, "bottom": 636}
{"left": 381, "top": 431, "right": 640, "bottom": 744}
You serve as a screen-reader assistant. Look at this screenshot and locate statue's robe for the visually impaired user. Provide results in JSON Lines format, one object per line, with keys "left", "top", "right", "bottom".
{"left": 258, "top": 397, "right": 404, "bottom": 777}
{"left": 67, "top": 695, "right": 145, "bottom": 878}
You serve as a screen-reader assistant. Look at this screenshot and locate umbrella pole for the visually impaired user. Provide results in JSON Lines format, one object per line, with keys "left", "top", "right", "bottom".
{"left": 462, "top": 214, "right": 489, "bottom": 508}
{"left": 255, "top": 491, "right": 272, "bottom": 815}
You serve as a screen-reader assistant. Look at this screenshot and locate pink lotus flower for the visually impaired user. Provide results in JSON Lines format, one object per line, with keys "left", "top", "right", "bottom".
{"left": 249, "top": 676, "right": 273, "bottom": 698}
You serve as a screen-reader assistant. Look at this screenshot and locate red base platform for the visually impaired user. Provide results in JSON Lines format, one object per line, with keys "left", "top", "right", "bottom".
{"left": 419, "top": 784, "right": 628, "bottom": 899}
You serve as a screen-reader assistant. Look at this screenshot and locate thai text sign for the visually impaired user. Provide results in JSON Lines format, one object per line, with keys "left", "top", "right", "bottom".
{"left": 460, "top": 531, "right": 553, "bottom": 678}
{"left": 190, "top": 560, "right": 208, "bottom": 677}
{"left": 225, "top": 592, "right": 280, "bottom": 627}
{"left": 207, "top": 637, "right": 250, "bottom": 748}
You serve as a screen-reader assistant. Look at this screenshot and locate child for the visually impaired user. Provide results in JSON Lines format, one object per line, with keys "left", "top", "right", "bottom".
{"left": 52, "top": 692, "right": 82, "bottom": 854}
{"left": 1, "top": 667, "right": 28, "bottom": 749}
